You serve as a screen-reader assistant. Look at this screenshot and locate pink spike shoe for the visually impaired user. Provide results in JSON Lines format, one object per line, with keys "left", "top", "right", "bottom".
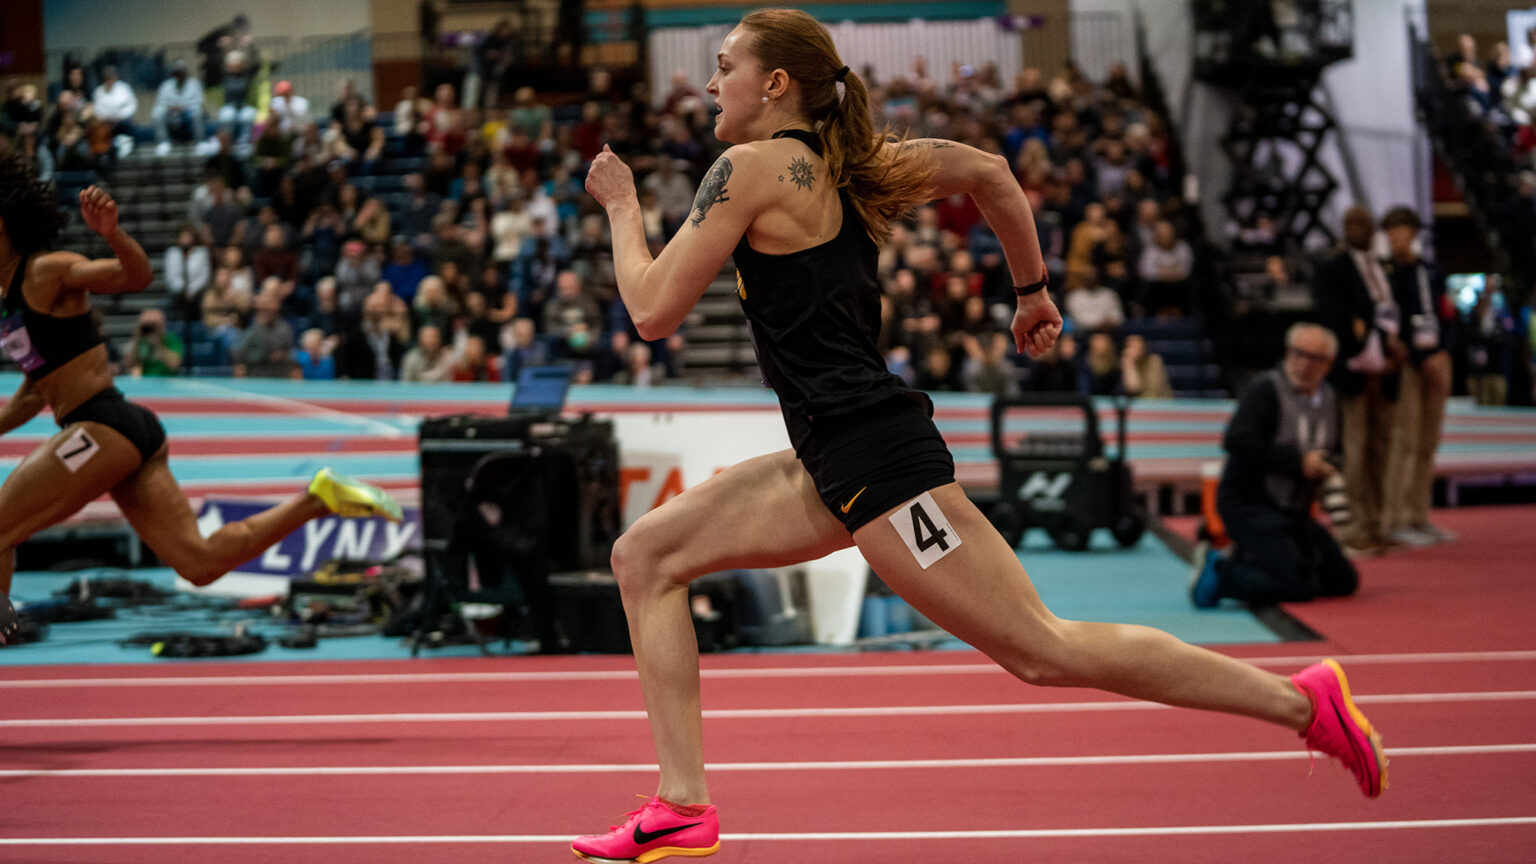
{"left": 572, "top": 795, "right": 720, "bottom": 863}
{"left": 1291, "top": 659, "right": 1388, "bottom": 797}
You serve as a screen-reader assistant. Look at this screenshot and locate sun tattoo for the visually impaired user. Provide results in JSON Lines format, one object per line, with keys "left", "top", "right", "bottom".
{"left": 786, "top": 156, "right": 814, "bottom": 191}
{"left": 690, "top": 156, "right": 733, "bottom": 227}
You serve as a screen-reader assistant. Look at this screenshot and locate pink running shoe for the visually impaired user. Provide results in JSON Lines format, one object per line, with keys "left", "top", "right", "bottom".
{"left": 1291, "top": 659, "right": 1388, "bottom": 797}
{"left": 572, "top": 796, "right": 720, "bottom": 863}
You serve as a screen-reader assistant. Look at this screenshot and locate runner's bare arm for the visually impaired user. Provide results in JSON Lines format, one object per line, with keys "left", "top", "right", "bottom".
{"left": 0, "top": 377, "right": 44, "bottom": 435}
{"left": 50, "top": 187, "right": 153, "bottom": 296}
{"left": 587, "top": 144, "right": 763, "bottom": 339}
{"left": 903, "top": 139, "right": 1046, "bottom": 289}
{"left": 899, "top": 138, "right": 1060, "bottom": 357}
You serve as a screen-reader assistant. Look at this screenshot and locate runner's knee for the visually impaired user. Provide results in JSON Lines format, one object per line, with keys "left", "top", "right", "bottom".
{"left": 156, "top": 546, "right": 224, "bottom": 587}
{"left": 610, "top": 530, "right": 659, "bottom": 595}
{"left": 610, "top": 525, "right": 685, "bottom": 596}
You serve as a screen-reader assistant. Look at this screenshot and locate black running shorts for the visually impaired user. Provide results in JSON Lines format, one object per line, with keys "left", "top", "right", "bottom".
{"left": 58, "top": 387, "right": 167, "bottom": 463}
{"left": 797, "top": 393, "right": 956, "bottom": 533}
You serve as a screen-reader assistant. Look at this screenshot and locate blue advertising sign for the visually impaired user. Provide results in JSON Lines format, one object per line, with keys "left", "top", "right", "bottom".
{"left": 196, "top": 499, "right": 422, "bottom": 578}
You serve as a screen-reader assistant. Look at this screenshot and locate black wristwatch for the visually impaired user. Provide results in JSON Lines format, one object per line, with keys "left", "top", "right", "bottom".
{"left": 1013, "top": 275, "right": 1049, "bottom": 298}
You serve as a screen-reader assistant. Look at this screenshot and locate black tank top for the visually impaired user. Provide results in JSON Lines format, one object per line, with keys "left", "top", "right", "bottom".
{"left": 0, "top": 254, "right": 105, "bottom": 380}
{"left": 733, "top": 129, "right": 911, "bottom": 450}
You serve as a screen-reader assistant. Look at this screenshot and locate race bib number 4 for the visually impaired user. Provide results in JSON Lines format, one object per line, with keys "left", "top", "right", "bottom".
{"left": 889, "top": 491, "right": 961, "bottom": 570}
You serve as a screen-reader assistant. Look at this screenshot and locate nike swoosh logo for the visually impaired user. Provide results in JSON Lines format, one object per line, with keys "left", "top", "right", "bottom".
{"left": 632, "top": 821, "right": 703, "bottom": 845}
{"left": 840, "top": 486, "right": 868, "bottom": 514}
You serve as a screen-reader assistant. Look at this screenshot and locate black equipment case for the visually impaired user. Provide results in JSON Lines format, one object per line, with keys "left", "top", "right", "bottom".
{"left": 987, "top": 394, "right": 1147, "bottom": 551}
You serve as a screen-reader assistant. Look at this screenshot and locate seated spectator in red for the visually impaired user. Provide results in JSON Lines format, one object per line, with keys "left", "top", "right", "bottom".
{"left": 573, "top": 101, "right": 606, "bottom": 164}
{"left": 501, "top": 125, "right": 541, "bottom": 176}
{"left": 252, "top": 223, "right": 300, "bottom": 303}
{"left": 422, "top": 83, "right": 464, "bottom": 153}
{"left": 450, "top": 335, "right": 502, "bottom": 382}
{"left": 943, "top": 249, "right": 986, "bottom": 297}
{"left": 936, "top": 191, "right": 981, "bottom": 238}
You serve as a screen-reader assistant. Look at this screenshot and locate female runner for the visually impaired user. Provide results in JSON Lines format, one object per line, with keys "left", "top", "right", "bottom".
{"left": 573, "top": 10, "right": 1385, "bottom": 861}
{"left": 0, "top": 157, "right": 399, "bottom": 644}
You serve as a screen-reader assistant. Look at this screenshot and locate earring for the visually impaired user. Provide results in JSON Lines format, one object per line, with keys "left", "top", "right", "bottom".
{"left": 762, "top": 96, "right": 769, "bottom": 103}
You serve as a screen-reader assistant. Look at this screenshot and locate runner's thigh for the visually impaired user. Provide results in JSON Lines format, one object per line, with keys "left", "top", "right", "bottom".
{"left": 852, "top": 482, "right": 1062, "bottom": 658}
{"left": 0, "top": 422, "right": 142, "bottom": 545}
{"left": 623, "top": 448, "right": 853, "bottom": 582}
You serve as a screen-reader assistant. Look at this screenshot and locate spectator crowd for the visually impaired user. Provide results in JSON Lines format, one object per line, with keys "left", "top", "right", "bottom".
{"left": 2, "top": 39, "right": 1217, "bottom": 395}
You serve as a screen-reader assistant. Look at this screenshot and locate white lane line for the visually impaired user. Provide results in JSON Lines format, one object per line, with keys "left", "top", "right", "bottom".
{"left": 174, "top": 380, "right": 407, "bottom": 438}
{"left": 3, "top": 649, "right": 1534, "bottom": 689}
{"left": 3, "top": 743, "right": 1530, "bottom": 778}
{"left": 2, "top": 690, "right": 1533, "bottom": 728}
{"left": 3, "top": 817, "right": 1534, "bottom": 845}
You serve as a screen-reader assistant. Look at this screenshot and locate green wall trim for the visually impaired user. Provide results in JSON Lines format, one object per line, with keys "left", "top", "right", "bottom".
{"left": 587, "top": 2, "right": 1007, "bottom": 33}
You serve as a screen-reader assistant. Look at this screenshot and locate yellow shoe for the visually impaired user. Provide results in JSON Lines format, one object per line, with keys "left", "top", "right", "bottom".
{"left": 308, "top": 468, "right": 403, "bottom": 522}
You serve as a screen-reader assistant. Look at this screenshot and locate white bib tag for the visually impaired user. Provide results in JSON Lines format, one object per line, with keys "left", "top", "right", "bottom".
{"left": 888, "top": 491, "right": 961, "bottom": 570}
{"left": 56, "top": 427, "right": 100, "bottom": 473}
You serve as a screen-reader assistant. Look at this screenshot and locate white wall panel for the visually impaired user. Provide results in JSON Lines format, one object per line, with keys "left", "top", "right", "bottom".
{"left": 650, "top": 18, "right": 1024, "bottom": 109}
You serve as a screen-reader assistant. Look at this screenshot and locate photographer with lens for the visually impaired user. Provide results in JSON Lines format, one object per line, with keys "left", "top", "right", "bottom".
{"left": 1190, "top": 323, "right": 1359, "bottom": 607}
{"left": 123, "top": 308, "right": 183, "bottom": 377}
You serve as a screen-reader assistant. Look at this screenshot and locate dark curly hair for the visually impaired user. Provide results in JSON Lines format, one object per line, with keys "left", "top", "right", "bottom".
{"left": 0, "top": 155, "right": 69, "bottom": 257}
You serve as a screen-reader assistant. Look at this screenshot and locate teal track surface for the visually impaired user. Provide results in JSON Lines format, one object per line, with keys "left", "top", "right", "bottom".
{"left": 1, "top": 526, "right": 1276, "bottom": 666}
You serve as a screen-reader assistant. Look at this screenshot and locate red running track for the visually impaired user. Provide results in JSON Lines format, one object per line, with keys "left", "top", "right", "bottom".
{"left": 2, "top": 505, "right": 1534, "bottom": 863}
{"left": 2, "top": 649, "right": 1534, "bottom": 864}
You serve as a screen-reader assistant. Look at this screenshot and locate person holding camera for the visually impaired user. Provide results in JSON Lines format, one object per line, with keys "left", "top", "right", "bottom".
{"left": 1191, "top": 323, "right": 1359, "bottom": 607}
{"left": 123, "top": 308, "right": 183, "bottom": 377}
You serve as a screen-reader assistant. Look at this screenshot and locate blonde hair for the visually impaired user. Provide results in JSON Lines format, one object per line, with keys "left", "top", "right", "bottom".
{"left": 738, "top": 8, "right": 934, "bottom": 245}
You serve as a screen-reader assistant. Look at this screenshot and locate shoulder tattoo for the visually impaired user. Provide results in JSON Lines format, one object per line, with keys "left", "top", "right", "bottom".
{"left": 783, "top": 156, "right": 814, "bottom": 191}
{"left": 689, "top": 156, "right": 733, "bottom": 228}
